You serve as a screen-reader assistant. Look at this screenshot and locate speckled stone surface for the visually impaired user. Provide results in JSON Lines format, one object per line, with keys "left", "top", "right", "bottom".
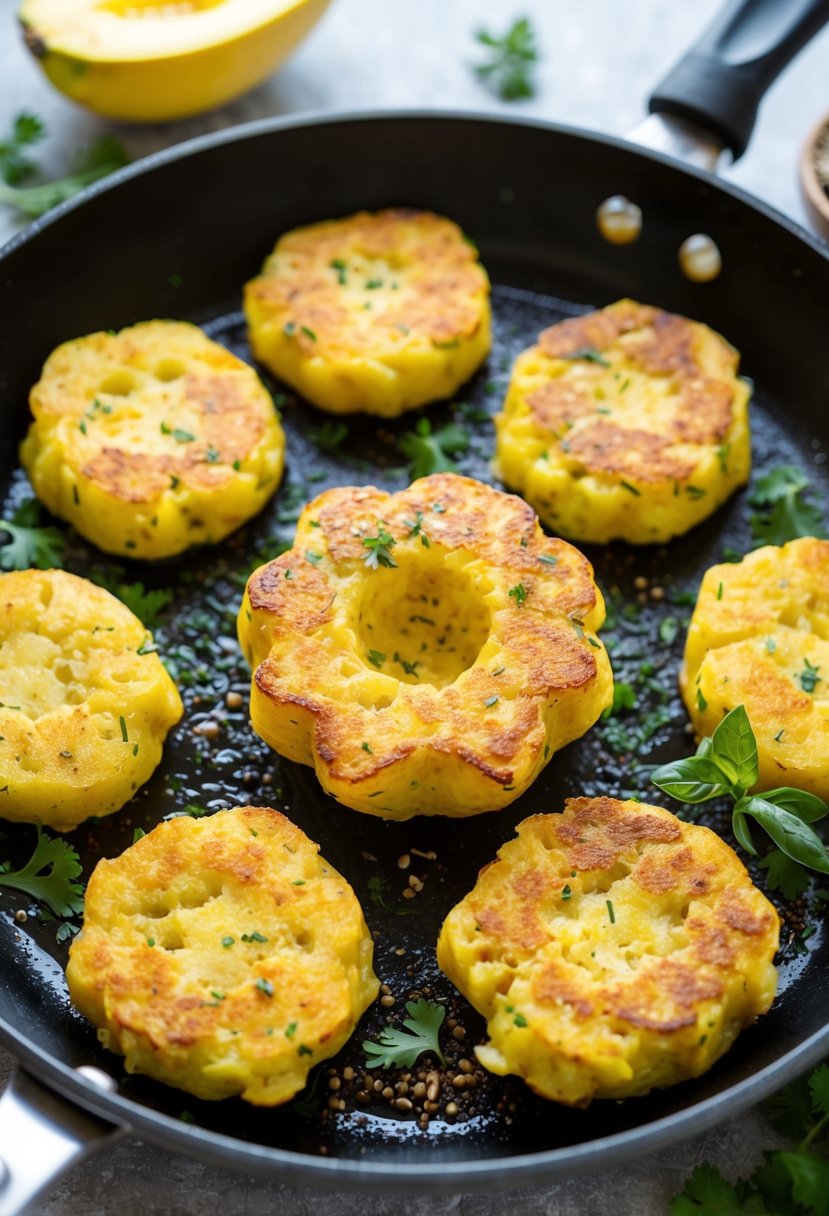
{"left": 1, "top": 0, "right": 827, "bottom": 1211}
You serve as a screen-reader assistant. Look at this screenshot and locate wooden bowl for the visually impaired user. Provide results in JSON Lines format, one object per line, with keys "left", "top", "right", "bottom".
{"left": 801, "top": 111, "right": 829, "bottom": 238}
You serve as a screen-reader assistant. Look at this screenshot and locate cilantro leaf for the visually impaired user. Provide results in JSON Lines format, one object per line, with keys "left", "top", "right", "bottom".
{"left": 809, "top": 1065, "right": 829, "bottom": 1121}
{"left": 0, "top": 130, "right": 129, "bottom": 219}
{"left": 0, "top": 828, "right": 84, "bottom": 918}
{"left": 0, "top": 111, "right": 46, "bottom": 186}
{"left": 777, "top": 1149, "right": 829, "bottom": 1212}
{"left": 398, "top": 417, "right": 469, "bottom": 480}
{"left": 91, "top": 569, "right": 173, "bottom": 629}
{"left": 308, "top": 419, "right": 348, "bottom": 452}
{"left": 0, "top": 498, "right": 66, "bottom": 570}
{"left": 669, "top": 1163, "right": 751, "bottom": 1215}
{"left": 473, "top": 17, "right": 539, "bottom": 101}
{"left": 749, "top": 465, "right": 827, "bottom": 547}
{"left": 362, "top": 999, "right": 446, "bottom": 1069}
{"left": 766, "top": 1074, "right": 816, "bottom": 1140}
{"left": 601, "top": 681, "right": 637, "bottom": 719}
{"left": 677, "top": 1062, "right": 829, "bottom": 1216}
{"left": 759, "top": 848, "right": 811, "bottom": 900}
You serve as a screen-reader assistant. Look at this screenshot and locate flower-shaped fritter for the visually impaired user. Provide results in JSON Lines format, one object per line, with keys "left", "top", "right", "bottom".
{"left": 238, "top": 473, "right": 613, "bottom": 819}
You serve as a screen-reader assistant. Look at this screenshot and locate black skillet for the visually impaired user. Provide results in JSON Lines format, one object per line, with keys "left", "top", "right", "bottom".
{"left": 1, "top": 1, "right": 829, "bottom": 1210}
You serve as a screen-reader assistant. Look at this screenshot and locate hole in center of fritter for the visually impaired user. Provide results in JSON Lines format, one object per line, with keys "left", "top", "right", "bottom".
{"left": 355, "top": 557, "right": 490, "bottom": 690}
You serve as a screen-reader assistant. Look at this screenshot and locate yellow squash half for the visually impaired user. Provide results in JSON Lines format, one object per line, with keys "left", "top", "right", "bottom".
{"left": 19, "top": 0, "right": 332, "bottom": 122}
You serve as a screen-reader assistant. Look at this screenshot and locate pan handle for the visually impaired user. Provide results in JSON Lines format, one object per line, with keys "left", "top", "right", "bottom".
{"left": 646, "top": 0, "right": 829, "bottom": 161}
{"left": 0, "top": 1067, "right": 124, "bottom": 1216}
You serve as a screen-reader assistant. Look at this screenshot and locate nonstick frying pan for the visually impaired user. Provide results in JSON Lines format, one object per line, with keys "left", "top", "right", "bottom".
{"left": 2, "top": 1, "right": 829, "bottom": 1211}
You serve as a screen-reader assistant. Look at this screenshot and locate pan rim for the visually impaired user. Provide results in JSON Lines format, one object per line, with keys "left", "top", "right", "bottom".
{"left": 1, "top": 106, "right": 828, "bottom": 267}
{"left": 2, "top": 106, "right": 829, "bottom": 1190}
{"left": 2, "top": 1008, "right": 829, "bottom": 1190}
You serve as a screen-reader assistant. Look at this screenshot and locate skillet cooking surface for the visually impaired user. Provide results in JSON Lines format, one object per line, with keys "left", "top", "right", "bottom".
{"left": 0, "top": 115, "right": 828, "bottom": 1189}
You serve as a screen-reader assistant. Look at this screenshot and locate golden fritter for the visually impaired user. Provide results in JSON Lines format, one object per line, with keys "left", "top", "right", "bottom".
{"left": 20, "top": 321, "right": 285, "bottom": 559}
{"left": 437, "top": 798, "right": 779, "bottom": 1106}
{"left": 494, "top": 299, "right": 751, "bottom": 544}
{"left": 244, "top": 209, "right": 491, "bottom": 417}
{"left": 237, "top": 472, "right": 613, "bottom": 819}
{"left": 682, "top": 537, "right": 829, "bottom": 796}
{"left": 66, "top": 807, "right": 379, "bottom": 1105}
{"left": 0, "top": 569, "right": 182, "bottom": 831}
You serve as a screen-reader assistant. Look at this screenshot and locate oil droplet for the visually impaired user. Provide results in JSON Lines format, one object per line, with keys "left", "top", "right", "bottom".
{"left": 596, "top": 195, "right": 642, "bottom": 245}
{"left": 678, "top": 233, "right": 722, "bottom": 282}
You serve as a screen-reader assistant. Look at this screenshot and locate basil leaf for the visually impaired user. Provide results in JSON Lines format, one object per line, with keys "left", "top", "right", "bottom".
{"left": 732, "top": 810, "right": 757, "bottom": 856}
{"left": 740, "top": 796, "right": 829, "bottom": 875}
{"left": 709, "top": 705, "right": 759, "bottom": 791}
{"left": 651, "top": 755, "right": 731, "bottom": 803}
{"left": 761, "top": 787, "right": 829, "bottom": 825}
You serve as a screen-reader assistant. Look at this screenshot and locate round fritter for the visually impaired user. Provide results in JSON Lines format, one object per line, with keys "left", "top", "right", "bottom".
{"left": 237, "top": 472, "right": 613, "bottom": 819}
{"left": 20, "top": 321, "right": 285, "bottom": 559}
{"left": 682, "top": 538, "right": 829, "bottom": 796}
{"left": 66, "top": 807, "right": 379, "bottom": 1105}
{"left": 244, "top": 208, "right": 491, "bottom": 417}
{"left": 437, "top": 798, "right": 779, "bottom": 1106}
{"left": 0, "top": 570, "right": 182, "bottom": 831}
{"left": 494, "top": 299, "right": 751, "bottom": 544}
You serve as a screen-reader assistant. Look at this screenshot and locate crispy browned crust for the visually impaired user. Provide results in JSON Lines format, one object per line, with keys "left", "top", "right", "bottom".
{"left": 246, "top": 209, "right": 488, "bottom": 353}
{"left": 67, "top": 807, "right": 378, "bottom": 1103}
{"left": 240, "top": 474, "right": 612, "bottom": 814}
{"left": 462, "top": 798, "right": 777, "bottom": 1032}
{"left": 525, "top": 299, "right": 739, "bottom": 482}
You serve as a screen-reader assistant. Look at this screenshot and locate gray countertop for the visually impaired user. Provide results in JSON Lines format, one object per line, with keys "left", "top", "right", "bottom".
{"left": 1, "top": 1, "right": 827, "bottom": 1211}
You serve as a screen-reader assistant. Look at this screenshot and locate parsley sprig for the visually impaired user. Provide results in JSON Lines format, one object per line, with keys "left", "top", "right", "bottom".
{"left": 362, "top": 526, "right": 397, "bottom": 569}
{"left": 652, "top": 704, "right": 829, "bottom": 895}
{"left": 672, "top": 1060, "right": 829, "bottom": 1214}
{"left": 0, "top": 112, "right": 128, "bottom": 219}
{"left": 0, "top": 827, "right": 84, "bottom": 918}
{"left": 398, "top": 417, "right": 469, "bottom": 480}
{"left": 363, "top": 998, "right": 447, "bottom": 1069}
{"left": 91, "top": 568, "right": 173, "bottom": 629}
{"left": 0, "top": 498, "right": 66, "bottom": 570}
{"left": 473, "top": 17, "right": 539, "bottom": 101}
{"left": 0, "top": 112, "right": 45, "bottom": 185}
{"left": 748, "top": 465, "right": 827, "bottom": 547}
{"left": 308, "top": 419, "right": 348, "bottom": 452}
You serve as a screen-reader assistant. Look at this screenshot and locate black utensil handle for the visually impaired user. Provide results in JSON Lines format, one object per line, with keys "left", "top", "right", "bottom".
{"left": 649, "top": 0, "right": 829, "bottom": 159}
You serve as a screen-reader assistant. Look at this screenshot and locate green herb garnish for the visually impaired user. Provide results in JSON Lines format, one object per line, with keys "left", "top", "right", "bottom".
{"left": 602, "top": 681, "right": 636, "bottom": 719}
{"left": 749, "top": 465, "right": 827, "bottom": 546}
{"left": 473, "top": 17, "right": 539, "bottom": 101}
{"left": 671, "top": 1059, "right": 829, "bottom": 1215}
{"left": 562, "top": 347, "right": 611, "bottom": 367}
{"left": 362, "top": 526, "right": 397, "bottom": 569}
{"left": 0, "top": 499, "right": 65, "bottom": 571}
{"left": 0, "top": 827, "right": 84, "bottom": 917}
{"left": 652, "top": 704, "right": 829, "bottom": 893}
{"left": 800, "top": 659, "right": 821, "bottom": 694}
{"left": 308, "top": 419, "right": 348, "bottom": 451}
{"left": 363, "top": 998, "right": 447, "bottom": 1069}
{"left": 398, "top": 417, "right": 469, "bottom": 479}
{"left": 0, "top": 113, "right": 128, "bottom": 219}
